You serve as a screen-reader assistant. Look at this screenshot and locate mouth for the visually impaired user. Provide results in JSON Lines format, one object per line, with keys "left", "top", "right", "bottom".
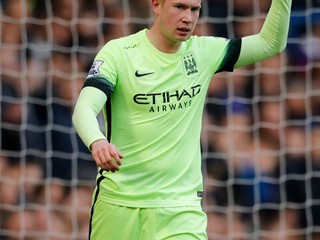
{"left": 177, "top": 27, "right": 191, "bottom": 35}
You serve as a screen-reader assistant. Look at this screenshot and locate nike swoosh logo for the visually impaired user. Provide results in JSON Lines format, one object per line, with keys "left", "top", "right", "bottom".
{"left": 135, "top": 70, "right": 154, "bottom": 77}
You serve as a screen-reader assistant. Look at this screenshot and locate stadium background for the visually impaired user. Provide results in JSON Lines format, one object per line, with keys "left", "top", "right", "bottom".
{"left": 1, "top": 0, "right": 320, "bottom": 239}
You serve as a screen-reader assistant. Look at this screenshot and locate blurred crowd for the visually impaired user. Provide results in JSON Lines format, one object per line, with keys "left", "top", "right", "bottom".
{"left": 0, "top": 0, "right": 320, "bottom": 239}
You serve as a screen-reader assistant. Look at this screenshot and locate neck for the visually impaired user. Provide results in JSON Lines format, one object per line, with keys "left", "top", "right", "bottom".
{"left": 146, "top": 27, "right": 182, "bottom": 54}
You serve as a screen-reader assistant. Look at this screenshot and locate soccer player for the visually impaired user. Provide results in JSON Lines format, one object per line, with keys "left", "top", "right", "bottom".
{"left": 72, "top": 0, "right": 292, "bottom": 239}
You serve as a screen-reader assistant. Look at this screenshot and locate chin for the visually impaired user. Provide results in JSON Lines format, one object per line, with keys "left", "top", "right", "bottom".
{"left": 181, "top": 36, "right": 191, "bottom": 42}
{"left": 176, "top": 35, "right": 191, "bottom": 42}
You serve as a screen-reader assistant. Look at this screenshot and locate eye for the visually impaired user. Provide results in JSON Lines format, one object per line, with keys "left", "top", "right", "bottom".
{"left": 191, "top": 7, "right": 201, "bottom": 12}
{"left": 175, "top": 4, "right": 183, "bottom": 9}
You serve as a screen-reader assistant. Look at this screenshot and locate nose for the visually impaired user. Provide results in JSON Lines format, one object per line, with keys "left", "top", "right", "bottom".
{"left": 182, "top": 9, "right": 193, "bottom": 24}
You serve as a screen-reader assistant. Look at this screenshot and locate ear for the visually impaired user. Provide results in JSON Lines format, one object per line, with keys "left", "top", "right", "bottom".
{"left": 151, "top": 0, "right": 161, "bottom": 15}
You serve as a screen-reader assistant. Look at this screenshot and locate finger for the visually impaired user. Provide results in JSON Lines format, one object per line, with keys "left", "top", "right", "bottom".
{"left": 117, "top": 149, "right": 123, "bottom": 159}
{"left": 93, "top": 151, "right": 113, "bottom": 171}
{"left": 102, "top": 157, "right": 118, "bottom": 172}
{"left": 101, "top": 158, "right": 117, "bottom": 172}
{"left": 100, "top": 163, "right": 111, "bottom": 172}
{"left": 100, "top": 153, "right": 120, "bottom": 172}
{"left": 109, "top": 148, "right": 123, "bottom": 166}
{"left": 112, "top": 154, "right": 122, "bottom": 166}
{"left": 108, "top": 158, "right": 120, "bottom": 171}
{"left": 94, "top": 155, "right": 111, "bottom": 171}
{"left": 104, "top": 163, "right": 115, "bottom": 172}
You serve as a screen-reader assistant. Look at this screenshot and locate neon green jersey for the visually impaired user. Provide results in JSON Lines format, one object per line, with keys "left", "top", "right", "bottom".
{"left": 83, "top": 29, "right": 241, "bottom": 207}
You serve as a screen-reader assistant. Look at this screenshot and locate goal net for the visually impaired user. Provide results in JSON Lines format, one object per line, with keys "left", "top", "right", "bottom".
{"left": 0, "top": 0, "right": 319, "bottom": 239}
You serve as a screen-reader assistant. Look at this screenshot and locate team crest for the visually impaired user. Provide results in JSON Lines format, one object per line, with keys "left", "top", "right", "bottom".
{"left": 87, "top": 60, "right": 104, "bottom": 78}
{"left": 182, "top": 53, "right": 199, "bottom": 78}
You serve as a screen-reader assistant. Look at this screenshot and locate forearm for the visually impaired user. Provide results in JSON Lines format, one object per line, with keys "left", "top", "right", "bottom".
{"left": 235, "top": 0, "right": 292, "bottom": 67}
{"left": 72, "top": 87, "right": 107, "bottom": 149}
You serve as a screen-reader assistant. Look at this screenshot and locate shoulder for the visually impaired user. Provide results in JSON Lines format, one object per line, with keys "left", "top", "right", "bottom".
{"left": 101, "top": 29, "right": 146, "bottom": 52}
{"left": 184, "top": 35, "right": 231, "bottom": 49}
{"left": 187, "top": 35, "right": 230, "bottom": 44}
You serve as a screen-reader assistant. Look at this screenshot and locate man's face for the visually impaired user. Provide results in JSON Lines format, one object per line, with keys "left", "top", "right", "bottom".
{"left": 156, "top": 0, "right": 201, "bottom": 43}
